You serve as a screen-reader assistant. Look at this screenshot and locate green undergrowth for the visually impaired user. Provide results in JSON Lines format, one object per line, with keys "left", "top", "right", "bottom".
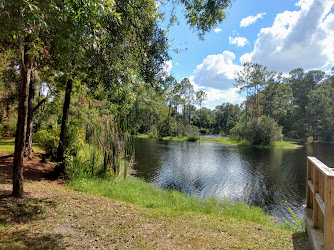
{"left": 70, "top": 177, "right": 280, "bottom": 229}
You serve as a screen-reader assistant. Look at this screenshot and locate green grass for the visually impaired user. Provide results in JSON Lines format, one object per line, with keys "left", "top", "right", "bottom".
{"left": 69, "top": 177, "right": 278, "bottom": 228}
{"left": 162, "top": 136, "right": 297, "bottom": 148}
{"left": 272, "top": 141, "right": 298, "bottom": 148}
{"left": 199, "top": 137, "right": 249, "bottom": 145}
{"left": 139, "top": 134, "right": 298, "bottom": 148}
{"left": 0, "top": 138, "right": 45, "bottom": 155}
{"left": 161, "top": 135, "right": 193, "bottom": 141}
{"left": 136, "top": 134, "right": 157, "bottom": 139}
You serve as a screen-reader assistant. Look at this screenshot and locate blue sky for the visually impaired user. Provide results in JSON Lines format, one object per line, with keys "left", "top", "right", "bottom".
{"left": 161, "top": 0, "right": 334, "bottom": 109}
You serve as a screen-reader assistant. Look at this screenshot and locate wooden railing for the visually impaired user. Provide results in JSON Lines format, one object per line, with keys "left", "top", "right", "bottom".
{"left": 306, "top": 157, "right": 334, "bottom": 250}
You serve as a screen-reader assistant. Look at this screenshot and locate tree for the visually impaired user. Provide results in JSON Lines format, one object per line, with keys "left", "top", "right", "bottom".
{"left": 287, "top": 69, "right": 325, "bottom": 138}
{"left": 306, "top": 76, "right": 334, "bottom": 141}
{"left": 195, "top": 90, "right": 207, "bottom": 128}
{"left": 52, "top": 0, "right": 118, "bottom": 175}
{"left": 214, "top": 103, "right": 241, "bottom": 135}
{"left": 0, "top": 0, "right": 60, "bottom": 197}
{"left": 176, "top": 0, "right": 233, "bottom": 38}
{"left": 262, "top": 76, "right": 293, "bottom": 134}
{"left": 235, "top": 62, "right": 273, "bottom": 126}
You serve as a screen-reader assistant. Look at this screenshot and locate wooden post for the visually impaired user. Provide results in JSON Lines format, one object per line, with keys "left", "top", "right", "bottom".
{"left": 307, "top": 159, "right": 312, "bottom": 208}
{"left": 313, "top": 164, "right": 319, "bottom": 228}
{"left": 324, "top": 178, "right": 334, "bottom": 250}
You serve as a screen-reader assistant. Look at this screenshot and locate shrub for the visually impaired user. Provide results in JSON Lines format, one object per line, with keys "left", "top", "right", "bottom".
{"left": 230, "top": 116, "right": 283, "bottom": 145}
{"left": 0, "top": 115, "right": 17, "bottom": 137}
{"left": 306, "top": 136, "right": 313, "bottom": 144}
{"left": 33, "top": 127, "right": 60, "bottom": 158}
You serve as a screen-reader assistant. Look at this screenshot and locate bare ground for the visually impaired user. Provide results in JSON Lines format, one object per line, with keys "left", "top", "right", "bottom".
{"left": 0, "top": 156, "right": 311, "bottom": 249}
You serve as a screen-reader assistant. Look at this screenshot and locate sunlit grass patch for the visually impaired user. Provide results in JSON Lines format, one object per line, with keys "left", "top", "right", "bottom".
{"left": 69, "top": 177, "right": 278, "bottom": 228}
{"left": 273, "top": 141, "right": 298, "bottom": 148}
{"left": 0, "top": 138, "right": 45, "bottom": 155}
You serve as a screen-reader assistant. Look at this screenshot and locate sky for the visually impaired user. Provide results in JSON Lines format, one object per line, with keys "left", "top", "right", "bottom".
{"left": 162, "top": 0, "right": 334, "bottom": 110}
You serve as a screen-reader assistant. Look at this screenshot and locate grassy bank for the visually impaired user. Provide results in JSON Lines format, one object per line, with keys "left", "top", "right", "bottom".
{"left": 137, "top": 134, "right": 298, "bottom": 148}
{"left": 69, "top": 177, "right": 299, "bottom": 231}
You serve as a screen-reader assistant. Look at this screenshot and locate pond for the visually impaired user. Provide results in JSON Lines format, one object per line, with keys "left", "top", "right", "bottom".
{"left": 133, "top": 138, "right": 334, "bottom": 222}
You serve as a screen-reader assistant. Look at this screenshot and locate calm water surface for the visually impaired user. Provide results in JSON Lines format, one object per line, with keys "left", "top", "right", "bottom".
{"left": 133, "top": 138, "right": 334, "bottom": 221}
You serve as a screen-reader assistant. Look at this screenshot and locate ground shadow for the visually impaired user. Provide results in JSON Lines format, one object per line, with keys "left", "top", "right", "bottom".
{"left": 0, "top": 191, "right": 57, "bottom": 225}
{"left": 0, "top": 155, "right": 55, "bottom": 184}
{"left": 1, "top": 227, "right": 64, "bottom": 249}
{"left": 292, "top": 232, "right": 312, "bottom": 250}
{"left": 0, "top": 191, "right": 64, "bottom": 249}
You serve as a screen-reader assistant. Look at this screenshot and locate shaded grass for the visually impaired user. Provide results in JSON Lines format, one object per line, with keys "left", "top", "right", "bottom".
{"left": 0, "top": 138, "right": 45, "bottom": 155}
{"left": 69, "top": 177, "right": 277, "bottom": 228}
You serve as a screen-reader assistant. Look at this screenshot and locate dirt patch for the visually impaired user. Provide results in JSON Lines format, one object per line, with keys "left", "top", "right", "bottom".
{"left": 0, "top": 155, "right": 56, "bottom": 185}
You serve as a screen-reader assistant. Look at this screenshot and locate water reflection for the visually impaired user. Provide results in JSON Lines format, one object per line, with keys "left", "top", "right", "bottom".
{"left": 134, "top": 138, "right": 334, "bottom": 221}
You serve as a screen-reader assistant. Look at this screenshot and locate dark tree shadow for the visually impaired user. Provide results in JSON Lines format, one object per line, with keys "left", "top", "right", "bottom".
{"left": 0, "top": 191, "right": 57, "bottom": 225}
{"left": 0, "top": 155, "right": 56, "bottom": 185}
{"left": 0, "top": 191, "right": 64, "bottom": 249}
{"left": 292, "top": 232, "right": 312, "bottom": 250}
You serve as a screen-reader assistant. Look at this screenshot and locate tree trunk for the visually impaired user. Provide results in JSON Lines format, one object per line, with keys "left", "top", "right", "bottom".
{"left": 199, "top": 103, "right": 202, "bottom": 129}
{"left": 55, "top": 78, "right": 73, "bottom": 176}
{"left": 245, "top": 87, "right": 248, "bottom": 128}
{"left": 25, "top": 74, "right": 34, "bottom": 159}
{"left": 183, "top": 103, "right": 186, "bottom": 126}
{"left": 12, "top": 42, "right": 33, "bottom": 198}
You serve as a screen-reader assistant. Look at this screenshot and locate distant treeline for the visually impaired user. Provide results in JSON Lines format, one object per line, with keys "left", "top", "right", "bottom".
{"left": 128, "top": 63, "right": 334, "bottom": 143}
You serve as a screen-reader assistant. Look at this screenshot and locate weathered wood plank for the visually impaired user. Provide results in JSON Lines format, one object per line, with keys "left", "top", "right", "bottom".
{"left": 315, "top": 193, "right": 325, "bottom": 215}
{"left": 308, "top": 157, "right": 334, "bottom": 178}
{"left": 307, "top": 160, "right": 313, "bottom": 208}
{"left": 308, "top": 180, "right": 314, "bottom": 194}
{"left": 324, "top": 178, "right": 334, "bottom": 250}
{"left": 313, "top": 165, "right": 320, "bottom": 228}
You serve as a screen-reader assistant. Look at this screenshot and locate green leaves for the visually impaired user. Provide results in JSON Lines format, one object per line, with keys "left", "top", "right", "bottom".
{"left": 179, "top": 0, "right": 233, "bottom": 37}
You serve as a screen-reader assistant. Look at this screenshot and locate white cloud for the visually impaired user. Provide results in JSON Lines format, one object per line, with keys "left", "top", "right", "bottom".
{"left": 229, "top": 36, "right": 249, "bottom": 47}
{"left": 241, "top": 0, "right": 334, "bottom": 73}
{"left": 202, "top": 88, "right": 244, "bottom": 109}
{"left": 192, "top": 51, "right": 242, "bottom": 90}
{"left": 240, "top": 13, "right": 266, "bottom": 27}
{"left": 214, "top": 28, "right": 222, "bottom": 33}
{"left": 190, "top": 76, "right": 244, "bottom": 109}
{"left": 189, "top": 53, "right": 245, "bottom": 108}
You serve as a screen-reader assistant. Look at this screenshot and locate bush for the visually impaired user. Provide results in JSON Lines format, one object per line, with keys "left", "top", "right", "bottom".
{"left": 230, "top": 116, "right": 283, "bottom": 145}
{"left": 230, "top": 122, "right": 245, "bottom": 140}
{"left": 0, "top": 115, "right": 17, "bottom": 137}
{"left": 33, "top": 128, "right": 60, "bottom": 158}
{"left": 157, "top": 117, "right": 177, "bottom": 137}
{"left": 306, "top": 136, "right": 313, "bottom": 144}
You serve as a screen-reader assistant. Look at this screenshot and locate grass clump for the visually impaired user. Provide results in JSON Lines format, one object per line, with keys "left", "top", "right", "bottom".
{"left": 69, "top": 177, "right": 275, "bottom": 228}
